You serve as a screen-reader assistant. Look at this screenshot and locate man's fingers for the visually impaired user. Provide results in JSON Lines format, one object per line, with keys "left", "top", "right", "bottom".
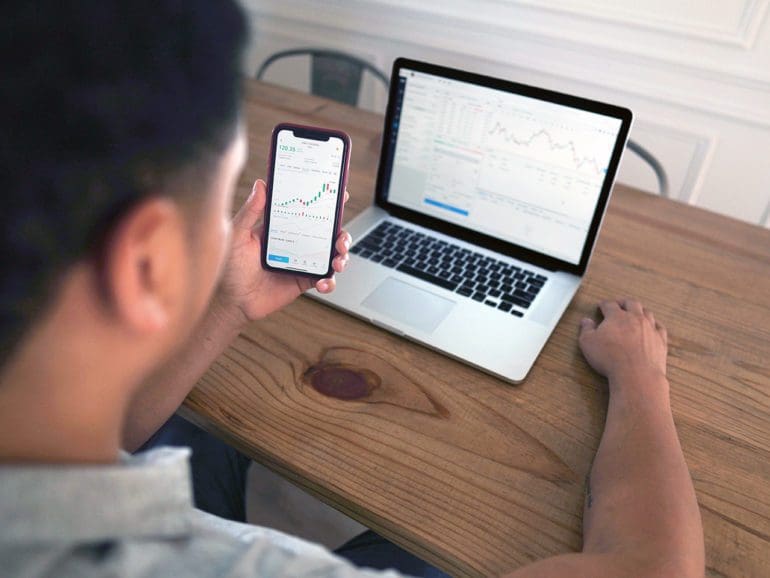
{"left": 316, "top": 276, "right": 336, "bottom": 293}
{"left": 335, "top": 231, "right": 352, "bottom": 255}
{"left": 233, "top": 179, "right": 266, "bottom": 233}
{"left": 598, "top": 300, "right": 621, "bottom": 319}
{"left": 643, "top": 308, "right": 655, "bottom": 326}
{"left": 579, "top": 317, "right": 597, "bottom": 334}
{"left": 620, "top": 298, "right": 644, "bottom": 315}
{"left": 658, "top": 324, "right": 668, "bottom": 346}
{"left": 332, "top": 254, "right": 349, "bottom": 273}
{"left": 294, "top": 276, "right": 314, "bottom": 293}
{"left": 344, "top": 189, "right": 350, "bottom": 203}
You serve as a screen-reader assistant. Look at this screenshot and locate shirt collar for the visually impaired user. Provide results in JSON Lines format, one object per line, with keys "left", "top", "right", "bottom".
{"left": 0, "top": 447, "right": 194, "bottom": 543}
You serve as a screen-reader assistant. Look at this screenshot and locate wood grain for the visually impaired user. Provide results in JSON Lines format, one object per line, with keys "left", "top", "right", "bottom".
{"left": 183, "top": 81, "right": 770, "bottom": 578}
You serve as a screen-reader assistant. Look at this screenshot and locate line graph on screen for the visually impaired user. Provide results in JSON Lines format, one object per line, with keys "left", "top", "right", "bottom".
{"left": 486, "top": 122, "right": 606, "bottom": 176}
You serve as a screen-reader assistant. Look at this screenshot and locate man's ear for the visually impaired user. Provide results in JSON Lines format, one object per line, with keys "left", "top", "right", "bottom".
{"left": 102, "top": 197, "right": 190, "bottom": 335}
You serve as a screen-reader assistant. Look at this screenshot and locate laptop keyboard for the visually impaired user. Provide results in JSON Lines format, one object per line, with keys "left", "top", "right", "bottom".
{"left": 349, "top": 221, "right": 548, "bottom": 318}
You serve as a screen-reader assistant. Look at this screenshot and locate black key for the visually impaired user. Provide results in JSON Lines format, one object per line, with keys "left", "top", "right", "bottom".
{"left": 396, "top": 264, "right": 458, "bottom": 291}
{"left": 535, "top": 274, "right": 547, "bottom": 281}
{"left": 511, "top": 310, "right": 524, "bottom": 317}
{"left": 514, "top": 289, "right": 534, "bottom": 301}
{"left": 501, "top": 294, "right": 531, "bottom": 308}
{"left": 503, "top": 276, "right": 514, "bottom": 285}
{"left": 501, "top": 283, "right": 513, "bottom": 293}
{"left": 478, "top": 267, "right": 489, "bottom": 276}
{"left": 472, "top": 292, "right": 485, "bottom": 302}
{"left": 357, "top": 242, "right": 380, "bottom": 252}
{"left": 450, "top": 274, "right": 464, "bottom": 283}
{"left": 497, "top": 301, "right": 513, "bottom": 312}
{"left": 476, "top": 284, "right": 489, "bottom": 293}
{"left": 415, "top": 260, "right": 430, "bottom": 271}
{"left": 489, "top": 289, "right": 501, "bottom": 298}
{"left": 529, "top": 277, "right": 545, "bottom": 287}
{"left": 428, "top": 265, "right": 439, "bottom": 274}
{"left": 382, "top": 258, "right": 398, "bottom": 268}
{"left": 456, "top": 286, "right": 473, "bottom": 297}
{"left": 475, "top": 275, "right": 489, "bottom": 284}
{"left": 438, "top": 270, "right": 452, "bottom": 280}
{"left": 484, "top": 300, "right": 496, "bottom": 307}
{"left": 360, "top": 250, "right": 374, "bottom": 259}
{"left": 514, "top": 272, "right": 525, "bottom": 280}
{"left": 515, "top": 281, "right": 527, "bottom": 289}
{"left": 350, "top": 245, "right": 363, "bottom": 254}
{"left": 371, "top": 255, "right": 384, "bottom": 263}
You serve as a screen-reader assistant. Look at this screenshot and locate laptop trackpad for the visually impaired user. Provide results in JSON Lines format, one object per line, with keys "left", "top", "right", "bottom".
{"left": 361, "top": 277, "right": 455, "bottom": 334}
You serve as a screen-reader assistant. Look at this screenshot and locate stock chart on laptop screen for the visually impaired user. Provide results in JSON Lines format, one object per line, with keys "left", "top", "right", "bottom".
{"left": 386, "top": 68, "right": 622, "bottom": 265}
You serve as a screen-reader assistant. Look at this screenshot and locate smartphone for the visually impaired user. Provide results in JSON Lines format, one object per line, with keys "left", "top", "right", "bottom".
{"left": 262, "top": 123, "right": 351, "bottom": 278}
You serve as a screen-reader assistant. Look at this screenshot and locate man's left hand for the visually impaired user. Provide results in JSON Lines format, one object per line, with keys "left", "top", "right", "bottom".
{"left": 213, "top": 178, "right": 351, "bottom": 328}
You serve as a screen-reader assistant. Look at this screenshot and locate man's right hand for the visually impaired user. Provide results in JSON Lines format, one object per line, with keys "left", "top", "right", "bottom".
{"left": 578, "top": 298, "right": 668, "bottom": 389}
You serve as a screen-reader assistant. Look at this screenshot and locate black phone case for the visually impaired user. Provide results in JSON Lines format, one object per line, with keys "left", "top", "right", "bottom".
{"left": 261, "top": 122, "right": 352, "bottom": 278}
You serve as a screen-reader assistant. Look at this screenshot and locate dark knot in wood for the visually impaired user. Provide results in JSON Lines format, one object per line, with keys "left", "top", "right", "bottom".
{"left": 304, "top": 363, "right": 381, "bottom": 400}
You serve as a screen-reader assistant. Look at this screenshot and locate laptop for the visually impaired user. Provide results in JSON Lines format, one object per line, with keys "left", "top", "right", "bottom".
{"left": 310, "top": 58, "right": 632, "bottom": 383}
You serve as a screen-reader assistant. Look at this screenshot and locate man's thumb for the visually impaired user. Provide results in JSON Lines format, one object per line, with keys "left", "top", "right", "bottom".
{"left": 233, "top": 179, "right": 266, "bottom": 232}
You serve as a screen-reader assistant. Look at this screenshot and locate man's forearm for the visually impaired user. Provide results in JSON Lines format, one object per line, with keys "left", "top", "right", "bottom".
{"left": 122, "top": 301, "right": 244, "bottom": 452}
{"left": 583, "top": 370, "right": 704, "bottom": 575}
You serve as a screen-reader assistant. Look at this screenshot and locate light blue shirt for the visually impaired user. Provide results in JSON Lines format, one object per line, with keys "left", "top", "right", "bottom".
{"left": 0, "top": 447, "right": 407, "bottom": 577}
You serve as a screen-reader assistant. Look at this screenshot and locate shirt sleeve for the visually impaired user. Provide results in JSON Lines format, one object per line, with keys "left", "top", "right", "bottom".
{"left": 191, "top": 509, "right": 413, "bottom": 578}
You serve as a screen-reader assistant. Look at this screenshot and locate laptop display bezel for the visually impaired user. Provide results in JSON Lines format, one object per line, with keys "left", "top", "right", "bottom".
{"left": 373, "top": 57, "right": 633, "bottom": 276}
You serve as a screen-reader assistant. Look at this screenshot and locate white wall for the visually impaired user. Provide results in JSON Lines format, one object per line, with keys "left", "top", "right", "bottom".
{"left": 240, "top": 0, "right": 770, "bottom": 228}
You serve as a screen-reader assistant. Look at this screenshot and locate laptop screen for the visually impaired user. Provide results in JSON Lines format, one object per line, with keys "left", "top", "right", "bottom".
{"left": 379, "top": 64, "right": 627, "bottom": 267}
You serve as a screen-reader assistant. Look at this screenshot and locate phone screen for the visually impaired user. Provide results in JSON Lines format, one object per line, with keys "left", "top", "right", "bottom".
{"left": 265, "top": 128, "right": 346, "bottom": 275}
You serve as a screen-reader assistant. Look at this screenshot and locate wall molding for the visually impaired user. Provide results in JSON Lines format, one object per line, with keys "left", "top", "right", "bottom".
{"left": 305, "top": 0, "right": 770, "bottom": 86}
{"left": 505, "top": 0, "right": 769, "bottom": 49}
{"left": 246, "top": 4, "right": 770, "bottom": 128}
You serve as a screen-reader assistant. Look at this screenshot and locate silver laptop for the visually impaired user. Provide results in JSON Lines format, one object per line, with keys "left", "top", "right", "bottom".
{"left": 311, "top": 58, "right": 632, "bottom": 383}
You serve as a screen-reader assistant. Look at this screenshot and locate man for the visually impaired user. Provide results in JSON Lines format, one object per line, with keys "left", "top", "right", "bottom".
{"left": 0, "top": 1, "right": 704, "bottom": 577}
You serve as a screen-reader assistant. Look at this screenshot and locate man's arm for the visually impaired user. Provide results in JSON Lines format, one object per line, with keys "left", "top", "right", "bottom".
{"left": 503, "top": 299, "right": 704, "bottom": 578}
{"left": 123, "top": 180, "right": 351, "bottom": 451}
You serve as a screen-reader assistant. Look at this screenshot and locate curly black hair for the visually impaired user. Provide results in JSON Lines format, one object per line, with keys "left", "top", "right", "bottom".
{"left": 0, "top": 0, "right": 249, "bottom": 365}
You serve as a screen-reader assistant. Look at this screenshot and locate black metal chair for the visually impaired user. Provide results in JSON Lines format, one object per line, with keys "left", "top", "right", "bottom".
{"left": 625, "top": 139, "right": 670, "bottom": 198}
{"left": 257, "top": 49, "right": 669, "bottom": 197}
{"left": 256, "top": 48, "right": 389, "bottom": 108}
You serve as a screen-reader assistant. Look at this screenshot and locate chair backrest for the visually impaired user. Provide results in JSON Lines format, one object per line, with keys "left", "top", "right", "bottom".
{"left": 626, "top": 139, "right": 670, "bottom": 198}
{"left": 256, "top": 48, "right": 389, "bottom": 107}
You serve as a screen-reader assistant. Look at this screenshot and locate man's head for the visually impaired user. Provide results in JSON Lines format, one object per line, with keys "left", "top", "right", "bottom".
{"left": 0, "top": 0, "right": 249, "bottom": 372}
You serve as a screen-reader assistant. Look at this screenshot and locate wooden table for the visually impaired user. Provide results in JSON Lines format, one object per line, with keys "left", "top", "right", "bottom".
{"left": 183, "top": 81, "right": 770, "bottom": 578}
